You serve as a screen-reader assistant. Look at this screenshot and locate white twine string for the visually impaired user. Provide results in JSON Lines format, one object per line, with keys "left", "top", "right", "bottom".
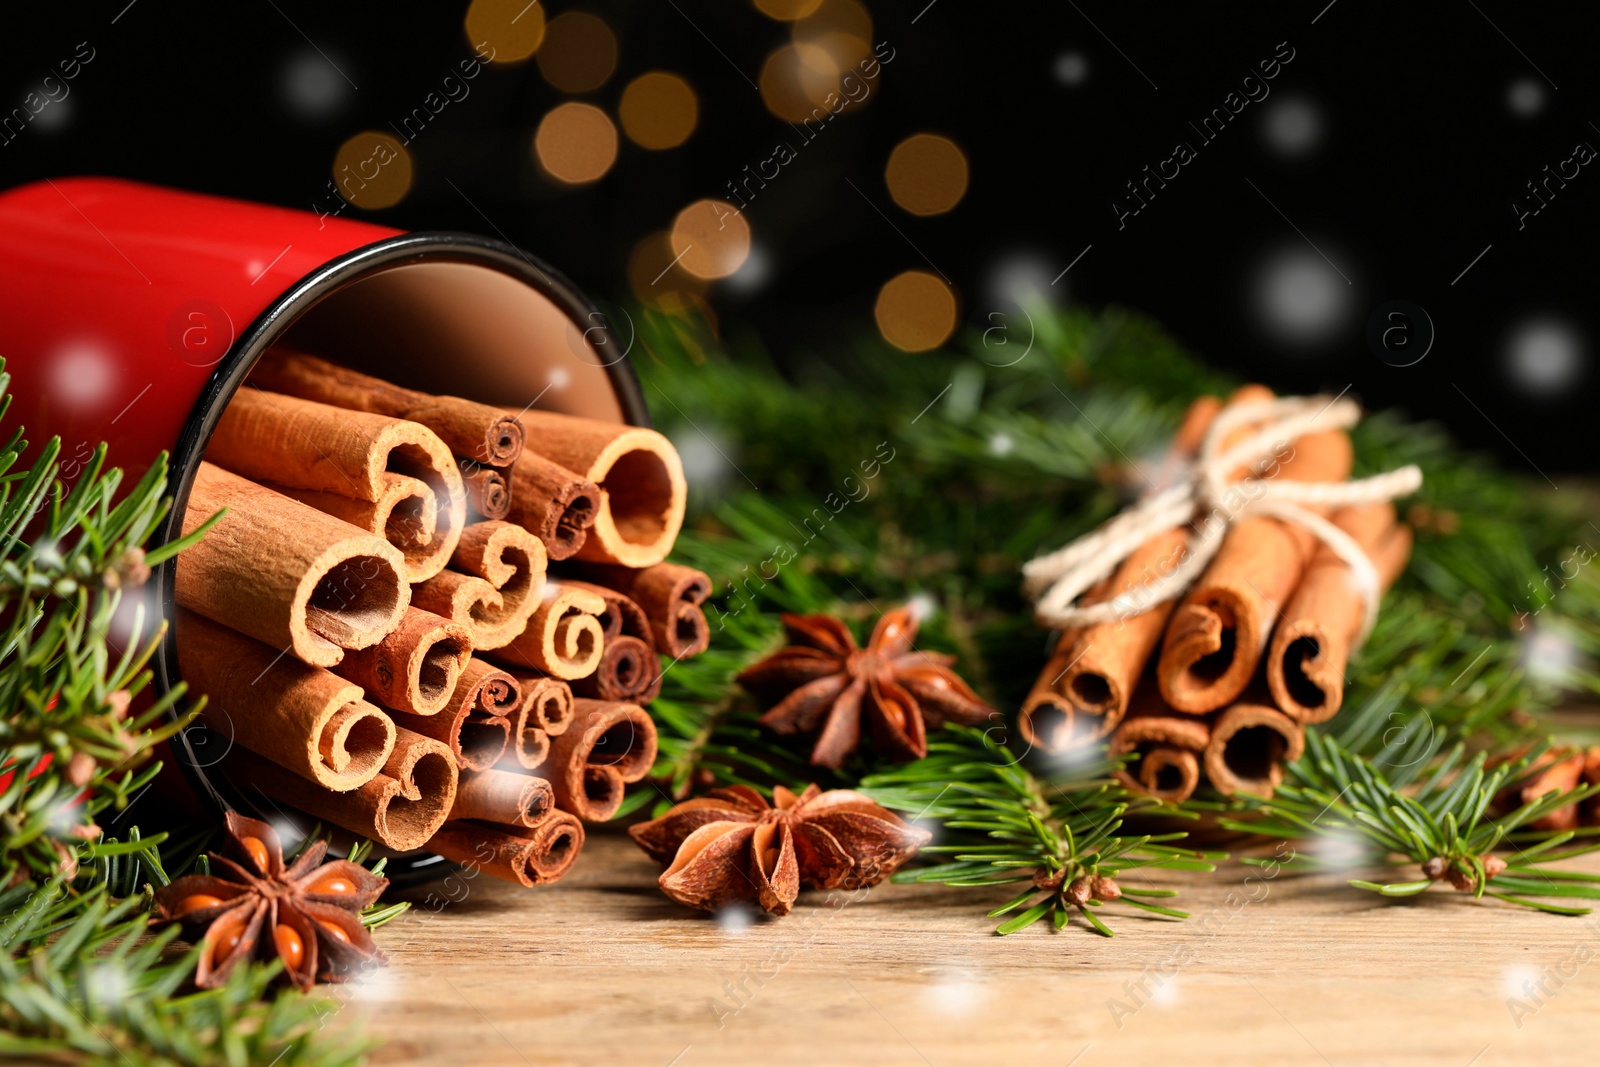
{"left": 1021, "top": 395, "right": 1423, "bottom": 643}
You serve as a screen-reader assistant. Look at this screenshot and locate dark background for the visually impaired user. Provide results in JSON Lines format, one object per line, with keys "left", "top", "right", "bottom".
{"left": 6, "top": 1, "right": 1597, "bottom": 474}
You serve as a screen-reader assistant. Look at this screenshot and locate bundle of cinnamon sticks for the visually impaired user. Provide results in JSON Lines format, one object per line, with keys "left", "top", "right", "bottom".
{"left": 176, "top": 350, "right": 713, "bottom": 886}
{"left": 1020, "top": 386, "right": 1414, "bottom": 801}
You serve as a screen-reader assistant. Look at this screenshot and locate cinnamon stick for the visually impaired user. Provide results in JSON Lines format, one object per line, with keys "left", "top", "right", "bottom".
{"left": 251, "top": 349, "right": 525, "bottom": 467}
{"left": 270, "top": 474, "right": 445, "bottom": 583}
{"left": 557, "top": 580, "right": 662, "bottom": 703}
{"left": 1157, "top": 429, "right": 1354, "bottom": 713}
{"left": 463, "top": 466, "right": 511, "bottom": 521}
{"left": 424, "top": 814, "right": 584, "bottom": 886}
{"left": 177, "top": 462, "right": 410, "bottom": 668}
{"left": 404, "top": 702, "right": 512, "bottom": 773}
{"left": 1108, "top": 691, "right": 1212, "bottom": 803}
{"left": 1203, "top": 700, "right": 1305, "bottom": 799}
{"left": 457, "top": 657, "right": 524, "bottom": 718}
{"left": 1027, "top": 387, "right": 1276, "bottom": 751}
{"left": 545, "top": 699, "right": 658, "bottom": 822}
{"left": 448, "top": 768, "right": 556, "bottom": 828}
{"left": 205, "top": 387, "right": 467, "bottom": 582}
{"left": 411, "top": 521, "right": 548, "bottom": 650}
{"left": 176, "top": 611, "right": 396, "bottom": 792}
{"left": 490, "top": 585, "right": 607, "bottom": 680}
{"left": 505, "top": 450, "right": 601, "bottom": 561}
{"left": 335, "top": 607, "right": 472, "bottom": 717}
{"left": 512, "top": 410, "right": 687, "bottom": 568}
{"left": 1266, "top": 504, "right": 1413, "bottom": 722}
{"left": 563, "top": 562, "right": 712, "bottom": 658}
{"left": 500, "top": 674, "right": 574, "bottom": 770}
{"left": 224, "top": 727, "right": 458, "bottom": 851}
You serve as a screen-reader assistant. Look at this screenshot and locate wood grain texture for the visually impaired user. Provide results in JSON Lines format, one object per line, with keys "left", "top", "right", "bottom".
{"left": 353, "top": 832, "right": 1600, "bottom": 1067}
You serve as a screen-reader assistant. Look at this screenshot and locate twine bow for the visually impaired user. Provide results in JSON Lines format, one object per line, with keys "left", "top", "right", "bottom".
{"left": 1021, "top": 395, "right": 1423, "bottom": 642}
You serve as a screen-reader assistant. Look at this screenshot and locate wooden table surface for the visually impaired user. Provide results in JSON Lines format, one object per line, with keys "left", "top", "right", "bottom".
{"left": 349, "top": 829, "right": 1600, "bottom": 1067}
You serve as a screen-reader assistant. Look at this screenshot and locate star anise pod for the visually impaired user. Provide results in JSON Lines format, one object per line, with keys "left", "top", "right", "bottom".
{"left": 736, "top": 606, "right": 995, "bottom": 768}
{"left": 630, "top": 784, "right": 930, "bottom": 916}
{"left": 152, "top": 812, "right": 389, "bottom": 990}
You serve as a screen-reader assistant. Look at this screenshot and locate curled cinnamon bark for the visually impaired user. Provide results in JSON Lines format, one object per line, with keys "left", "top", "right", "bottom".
{"left": 411, "top": 521, "right": 548, "bottom": 650}
{"left": 425, "top": 815, "right": 585, "bottom": 886}
{"left": 505, "top": 451, "right": 601, "bottom": 562}
{"left": 334, "top": 607, "right": 472, "bottom": 717}
{"left": 205, "top": 388, "right": 467, "bottom": 583}
{"left": 514, "top": 411, "right": 687, "bottom": 568}
{"left": 178, "top": 462, "right": 409, "bottom": 668}
{"left": 463, "top": 467, "right": 511, "bottom": 521}
{"left": 1108, "top": 695, "right": 1212, "bottom": 803}
{"left": 448, "top": 769, "right": 556, "bottom": 828}
{"left": 251, "top": 350, "right": 525, "bottom": 467}
{"left": 403, "top": 702, "right": 512, "bottom": 773}
{"left": 1203, "top": 701, "right": 1305, "bottom": 799}
{"left": 556, "top": 580, "right": 663, "bottom": 703}
{"left": 456, "top": 657, "right": 523, "bottom": 718}
{"left": 498, "top": 674, "right": 574, "bottom": 770}
{"left": 271, "top": 473, "right": 441, "bottom": 582}
{"left": 176, "top": 611, "right": 396, "bottom": 792}
{"left": 1266, "top": 503, "right": 1413, "bottom": 722}
{"left": 1157, "top": 429, "right": 1354, "bottom": 713}
{"left": 226, "top": 727, "right": 457, "bottom": 851}
{"left": 565, "top": 562, "right": 712, "bottom": 659}
{"left": 545, "top": 699, "right": 658, "bottom": 821}
{"left": 491, "top": 584, "right": 607, "bottom": 680}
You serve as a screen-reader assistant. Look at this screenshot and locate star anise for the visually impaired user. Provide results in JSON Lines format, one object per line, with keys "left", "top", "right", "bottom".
{"left": 152, "top": 812, "right": 389, "bottom": 990}
{"left": 736, "top": 606, "right": 995, "bottom": 768}
{"left": 630, "top": 784, "right": 930, "bottom": 916}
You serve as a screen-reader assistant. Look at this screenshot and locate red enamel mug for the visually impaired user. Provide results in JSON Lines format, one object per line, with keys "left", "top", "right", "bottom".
{"left": 0, "top": 177, "right": 647, "bottom": 880}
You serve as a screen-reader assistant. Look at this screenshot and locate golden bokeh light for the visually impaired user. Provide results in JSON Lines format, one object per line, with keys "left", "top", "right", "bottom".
{"left": 759, "top": 42, "right": 840, "bottom": 123}
{"left": 885, "top": 133, "right": 969, "bottom": 216}
{"left": 669, "top": 200, "right": 751, "bottom": 280}
{"left": 536, "top": 11, "right": 618, "bottom": 92}
{"left": 628, "top": 230, "right": 708, "bottom": 313}
{"left": 792, "top": 0, "right": 873, "bottom": 69}
{"left": 619, "top": 72, "right": 699, "bottom": 150}
{"left": 533, "top": 102, "right": 618, "bottom": 185}
{"left": 754, "top": 0, "right": 824, "bottom": 19}
{"left": 331, "top": 131, "right": 414, "bottom": 210}
{"left": 875, "top": 270, "right": 958, "bottom": 352}
{"left": 464, "top": 0, "right": 546, "bottom": 64}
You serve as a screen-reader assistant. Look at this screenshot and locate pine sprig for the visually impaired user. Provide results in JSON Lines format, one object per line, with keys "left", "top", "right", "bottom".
{"left": 1220, "top": 730, "right": 1600, "bottom": 914}
{"left": 860, "top": 727, "right": 1221, "bottom": 936}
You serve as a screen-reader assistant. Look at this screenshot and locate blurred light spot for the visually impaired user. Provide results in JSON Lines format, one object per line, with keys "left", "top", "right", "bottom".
{"left": 987, "top": 252, "right": 1056, "bottom": 309}
{"left": 281, "top": 50, "right": 351, "bottom": 120}
{"left": 906, "top": 592, "right": 937, "bottom": 621}
{"left": 628, "top": 231, "right": 707, "bottom": 313}
{"left": 1250, "top": 246, "right": 1351, "bottom": 348}
{"left": 760, "top": 42, "right": 841, "bottom": 122}
{"left": 549, "top": 366, "right": 571, "bottom": 389}
{"left": 349, "top": 965, "right": 402, "bottom": 1001}
{"left": 885, "top": 133, "right": 969, "bottom": 216}
{"left": 1147, "top": 978, "right": 1179, "bottom": 1006}
{"left": 84, "top": 963, "right": 130, "bottom": 1005}
{"left": 671, "top": 200, "right": 751, "bottom": 279}
{"left": 755, "top": 0, "right": 824, "bottom": 18}
{"left": 331, "top": 131, "right": 413, "bottom": 210}
{"left": 1313, "top": 829, "right": 1370, "bottom": 870}
{"left": 534, "top": 103, "right": 618, "bottom": 185}
{"left": 465, "top": 0, "right": 546, "bottom": 64}
{"left": 716, "top": 902, "right": 756, "bottom": 933}
{"left": 50, "top": 342, "right": 117, "bottom": 410}
{"left": 1260, "top": 94, "right": 1323, "bottom": 158}
{"left": 876, "top": 271, "right": 957, "bottom": 352}
{"left": 1523, "top": 626, "right": 1579, "bottom": 683}
{"left": 104, "top": 591, "right": 155, "bottom": 654}
{"left": 989, "top": 432, "right": 1013, "bottom": 456}
{"left": 32, "top": 96, "right": 72, "bottom": 133}
{"left": 1505, "top": 317, "right": 1584, "bottom": 397}
{"left": 722, "top": 243, "right": 772, "bottom": 295}
{"left": 792, "top": 0, "right": 873, "bottom": 70}
{"left": 272, "top": 818, "right": 306, "bottom": 850}
{"left": 1504, "top": 964, "right": 1541, "bottom": 998}
{"left": 619, "top": 71, "right": 699, "bottom": 149}
{"left": 536, "top": 12, "right": 617, "bottom": 93}
{"left": 673, "top": 429, "right": 734, "bottom": 500}
{"left": 923, "top": 971, "right": 984, "bottom": 1015}
{"left": 1507, "top": 77, "right": 1545, "bottom": 118}
{"left": 1054, "top": 51, "right": 1089, "bottom": 86}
